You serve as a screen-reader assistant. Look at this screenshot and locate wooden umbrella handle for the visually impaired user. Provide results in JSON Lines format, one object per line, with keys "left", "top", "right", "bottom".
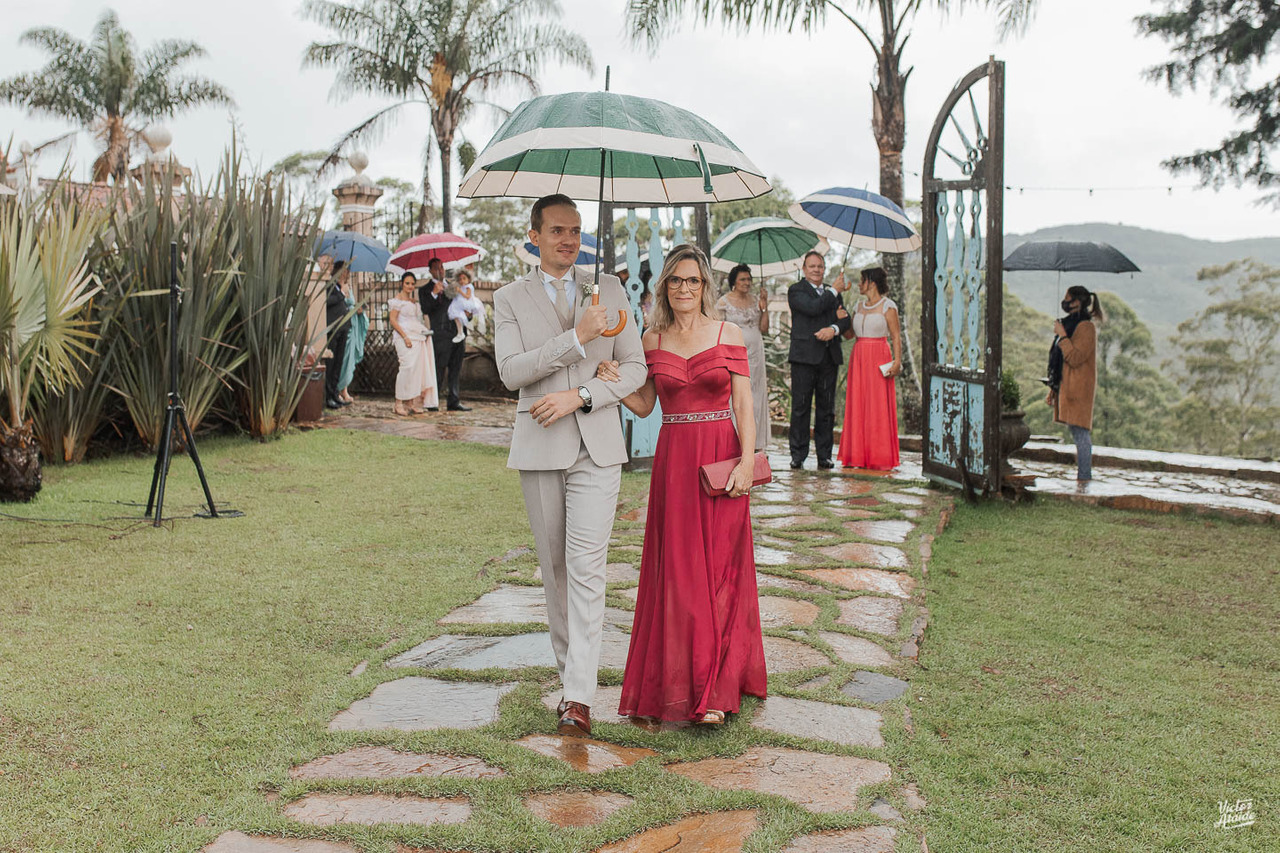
{"left": 592, "top": 289, "right": 628, "bottom": 338}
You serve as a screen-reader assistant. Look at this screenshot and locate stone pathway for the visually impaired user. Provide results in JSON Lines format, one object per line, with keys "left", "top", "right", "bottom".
{"left": 205, "top": 430, "right": 947, "bottom": 852}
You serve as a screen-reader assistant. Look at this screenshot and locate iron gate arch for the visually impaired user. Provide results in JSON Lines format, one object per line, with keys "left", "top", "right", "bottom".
{"left": 921, "top": 58, "right": 1005, "bottom": 493}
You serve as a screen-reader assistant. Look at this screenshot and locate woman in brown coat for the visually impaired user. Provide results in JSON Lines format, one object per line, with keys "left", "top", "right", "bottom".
{"left": 1046, "top": 286, "right": 1104, "bottom": 481}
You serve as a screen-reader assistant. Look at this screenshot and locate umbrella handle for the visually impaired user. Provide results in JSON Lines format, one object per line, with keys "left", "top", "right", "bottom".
{"left": 592, "top": 288, "right": 628, "bottom": 338}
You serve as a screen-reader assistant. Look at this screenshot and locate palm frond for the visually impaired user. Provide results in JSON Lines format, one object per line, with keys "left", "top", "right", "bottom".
{"left": 316, "top": 99, "right": 427, "bottom": 178}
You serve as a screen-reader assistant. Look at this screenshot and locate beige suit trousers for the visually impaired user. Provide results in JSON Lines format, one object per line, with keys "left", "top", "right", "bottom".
{"left": 519, "top": 440, "right": 621, "bottom": 708}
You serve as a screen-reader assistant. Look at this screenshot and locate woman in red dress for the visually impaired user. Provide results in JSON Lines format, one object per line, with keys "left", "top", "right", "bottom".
{"left": 838, "top": 266, "right": 901, "bottom": 470}
{"left": 595, "top": 244, "right": 767, "bottom": 725}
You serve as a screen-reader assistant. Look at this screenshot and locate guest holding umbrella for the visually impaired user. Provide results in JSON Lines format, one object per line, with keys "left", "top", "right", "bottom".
{"left": 715, "top": 263, "right": 770, "bottom": 450}
{"left": 1047, "top": 286, "right": 1103, "bottom": 482}
{"left": 323, "top": 261, "right": 352, "bottom": 409}
{"left": 838, "top": 266, "right": 901, "bottom": 470}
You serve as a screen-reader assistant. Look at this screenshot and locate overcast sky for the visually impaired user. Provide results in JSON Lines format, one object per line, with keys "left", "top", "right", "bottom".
{"left": 2, "top": 0, "right": 1277, "bottom": 242}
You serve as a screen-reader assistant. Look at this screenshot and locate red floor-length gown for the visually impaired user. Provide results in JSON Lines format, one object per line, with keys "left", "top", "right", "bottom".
{"left": 838, "top": 298, "right": 900, "bottom": 470}
{"left": 618, "top": 330, "right": 768, "bottom": 722}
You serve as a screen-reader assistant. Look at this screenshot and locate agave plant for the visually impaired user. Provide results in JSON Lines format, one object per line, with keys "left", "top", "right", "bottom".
{"left": 0, "top": 194, "right": 105, "bottom": 501}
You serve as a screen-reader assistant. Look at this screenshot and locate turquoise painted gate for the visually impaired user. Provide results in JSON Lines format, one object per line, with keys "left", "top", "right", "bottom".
{"left": 920, "top": 59, "right": 1005, "bottom": 492}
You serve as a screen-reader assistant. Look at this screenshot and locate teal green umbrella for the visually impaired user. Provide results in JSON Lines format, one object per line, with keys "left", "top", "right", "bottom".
{"left": 456, "top": 91, "right": 771, "bottom": 204}
{"left": 710, "top": 217, "right": 830, "bottom": 278}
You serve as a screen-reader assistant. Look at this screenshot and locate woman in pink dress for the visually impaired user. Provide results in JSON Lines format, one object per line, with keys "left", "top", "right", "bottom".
{"left": 596, "top": 244, "right": 767, "bottom": 725}
{"left": 838, "top": 266, "right": 901, "bottom": 470}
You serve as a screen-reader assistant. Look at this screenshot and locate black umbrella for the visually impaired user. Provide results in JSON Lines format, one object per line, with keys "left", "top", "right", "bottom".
{"left": 1003, "top": 241, "right": 1140, "bottom": 274}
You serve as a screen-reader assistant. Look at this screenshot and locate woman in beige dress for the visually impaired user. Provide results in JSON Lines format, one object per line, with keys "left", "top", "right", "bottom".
{"left": 715, "top": 264, "right": 770, "bottom": 450}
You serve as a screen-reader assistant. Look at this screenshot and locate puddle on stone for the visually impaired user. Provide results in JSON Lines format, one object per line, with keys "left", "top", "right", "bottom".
{"left": 514, "top": 734, "right": 658, "bottom": 773}
{"left": 594, "top": 810, "right": 759, "bottom": 853}
{"left": 667, "top": 746, "right": 890, "bottom": 813}
{"left": 524, "top": 791, "right": 633, "bottom": 827}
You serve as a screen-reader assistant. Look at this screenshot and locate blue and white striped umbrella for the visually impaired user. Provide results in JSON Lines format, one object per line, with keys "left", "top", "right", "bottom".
{"left": 789, "top": 187, "right": 921, "bottom": 254}
{"left": 515, "top": 231, "right": 599, "bottom": 270}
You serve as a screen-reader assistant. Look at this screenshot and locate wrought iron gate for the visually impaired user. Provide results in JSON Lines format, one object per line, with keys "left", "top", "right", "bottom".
{"left": 920, "top": 58, "right": 1005, "bottom": 492}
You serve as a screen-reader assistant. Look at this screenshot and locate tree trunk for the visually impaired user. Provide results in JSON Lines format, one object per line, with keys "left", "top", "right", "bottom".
{"left": 416, "top": 137, "right": 435, "bottom": 234}
{"left": 93, "top": 115, "right": 132, "bottom": 184}
{"left": 435, "top": 112, "right": 455, "bottom": 234}
{"left": 0, "top": 421, "right": 42, "bottom": 502}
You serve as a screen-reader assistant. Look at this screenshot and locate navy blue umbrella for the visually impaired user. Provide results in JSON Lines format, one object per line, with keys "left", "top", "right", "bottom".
{"left": 789, "top": 187, "right": 921, "bottom": 253}
{"left": 314, "top": 230, "right": 391, "bottom": 273}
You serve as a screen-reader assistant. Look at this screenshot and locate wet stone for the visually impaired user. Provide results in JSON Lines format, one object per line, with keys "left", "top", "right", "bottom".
{"left": 869, "top": 797, "right": 903, "bottom": 822}
{"left": 800, "top": 568, "right": 916, "bottom": 599}
{"left": 781, "top": 826, "right": 897, "bottom": 853}
{"left": 619, "top": 506, "right": 648, "bottom": 522}
{"left": 752, "top": 503, "right": 807, "bottom": 517}
{"left": 543, "top": 685, "right": 629, "bottom": 725}
{"left": 821, "top": 478, "right": 875, "bottom": 496}
{"left": 814, "top": 543, "right": 909, "bottom": 569}
{"left": 758, "top": 596, "right": 820, "bottom": 628}
{"left": 203, "top": 834, "right": 361, "bottom": 853}
{"left": 756, "top": 571, "right": 825, "bottom": 594}
{"left": 818, "top": 632, "right": 896, "bottom": 668}
{"left": 438, "top": 585, "right": 546, "bottom": 624}
{"left": 756, "top": 514, "right": 827, "bottom": 530}
{"left": 606, "top": 562, "right": 640, "bottom": 583}
{"left": 763, "top": 635, "right": 831, "bottom": 671}
{"left": 825, "top": 506, "right": 878, "bottom": 519}
{"left": 515, "top": 734, "right": 659, "bottom": 773}
{"left": 843, "top": 520, "right": 914, "bottom": 544}
{"left": 901, "top": 486, "right": 932, "bottom": 495}
{"left": 329, "top": 677, "right": 515, "bottom": 732}
{"left": 388, "top": 633, "right": 555, "bottom": 670}
{"left": 290, "top": 747, "right": 506, "bottom": 780}
{"left": 840, "top": 671, "right": 910, "bottom": 704}
{"left": 594, "top": 810, "right": 759, "bottom": 852}
{"left": 881, "top": 492, "right": 924, "bottom": 506}
{"left": 667, "top": 746, "right": 890, "bottom": 813}
{"left": 835, "top": 596, "right": 903, "bottom": 636}
{"left": 752, "top": 696, "right": 883, "bottom": 748}
{"left": 900, "top": 509, "right": 922, "bottom": 519}
{"left": 524, "top": 791, "right": 633, "bottom": 827}
{"left": 283, "top": 793, "right": 471, "bottom": 826}
{"left": 754, "top": 543, "right": 794, "bottom": 566}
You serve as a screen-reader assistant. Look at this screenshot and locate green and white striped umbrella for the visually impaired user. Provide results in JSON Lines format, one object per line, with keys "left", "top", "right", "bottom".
{"left": 457, "top": 91, "right": 771, "bottom": 204}
{"left": 710, "top": 217, "right": 830, "bottom": 278}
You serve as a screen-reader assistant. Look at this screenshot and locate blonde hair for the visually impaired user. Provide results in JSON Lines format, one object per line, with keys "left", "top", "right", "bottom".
{"left": 647, "top": 244, "right": 721, "bottom": 333}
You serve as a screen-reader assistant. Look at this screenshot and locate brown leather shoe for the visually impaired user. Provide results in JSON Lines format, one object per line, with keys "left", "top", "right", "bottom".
{"left": 557, "top": 701, "right": 591, "bottom": 737}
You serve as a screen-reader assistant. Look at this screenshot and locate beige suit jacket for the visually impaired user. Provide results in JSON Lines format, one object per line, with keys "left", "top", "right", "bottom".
{"left": 493, "top": 267, "right": 647, "bottom": 470}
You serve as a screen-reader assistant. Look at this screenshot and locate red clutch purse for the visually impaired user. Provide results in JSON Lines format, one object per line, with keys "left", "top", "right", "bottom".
{"left": 698, "top": 452, "right": 773, "bottom": 497}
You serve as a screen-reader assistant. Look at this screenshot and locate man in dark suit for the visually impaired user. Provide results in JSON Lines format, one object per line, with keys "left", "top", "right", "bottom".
{"left": 323, "top": 261, "right": 352, "bottom": 409}
{"left": 787, "top": 251, "right": 852, "bottom": 469}
{"left": 418, "top": 257, "right": 471, "bottom": 412}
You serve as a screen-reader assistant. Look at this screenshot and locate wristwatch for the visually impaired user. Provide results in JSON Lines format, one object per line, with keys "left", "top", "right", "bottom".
{"left": 576, "top": 385, "right": 593, "bottom": 414}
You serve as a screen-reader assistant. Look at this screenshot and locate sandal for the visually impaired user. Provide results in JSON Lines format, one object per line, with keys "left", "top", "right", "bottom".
{"left": 393, "top": 403, "right": 410, "bottom": 416}
{"left": 695, "top": 710, "right": 725, "bottom": 726}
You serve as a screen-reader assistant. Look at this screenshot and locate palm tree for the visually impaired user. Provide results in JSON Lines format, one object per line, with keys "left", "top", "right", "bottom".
{"left": 0, "top": 9, "right": 234, "bottom": 183}
{"left": 303, "top": 0, "right": 594, "bottom": 233}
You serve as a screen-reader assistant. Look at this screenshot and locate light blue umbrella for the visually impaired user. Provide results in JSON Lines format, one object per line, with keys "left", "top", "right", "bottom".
{"left": 789, "top": 187, "right": 921, "bottom": 253}
{"left": 314, "top": 230, "right": 391, "bottom": 273}
{"left": 515, "top": 231, "right": 599, "bottom": 270}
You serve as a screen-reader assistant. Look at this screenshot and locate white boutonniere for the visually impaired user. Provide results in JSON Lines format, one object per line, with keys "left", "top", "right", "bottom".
{"left": 579, "top": 278, "right": 594, "bottom": 304}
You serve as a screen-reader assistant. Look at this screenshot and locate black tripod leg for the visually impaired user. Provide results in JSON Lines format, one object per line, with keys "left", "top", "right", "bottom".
{"left": 151, "top": 405, "right": 178, "bottom": 527}
{"left": 176, "top": 406, "right": 218, "bottom": 518}
{"left": 145, "top": 417, "right": 168, "bottom": 518}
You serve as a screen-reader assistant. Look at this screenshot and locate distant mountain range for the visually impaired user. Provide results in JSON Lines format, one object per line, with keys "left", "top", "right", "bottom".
{"left": 1002, "top": 223, "right": 1280, "bottom": 353}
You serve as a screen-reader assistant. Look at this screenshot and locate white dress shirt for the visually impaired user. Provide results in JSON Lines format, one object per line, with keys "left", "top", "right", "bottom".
{"left": 540, "top": 266, "right": 586, "bottom": 357}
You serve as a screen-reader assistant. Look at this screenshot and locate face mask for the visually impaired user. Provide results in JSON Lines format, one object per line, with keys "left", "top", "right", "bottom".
{"left": 1062, "top": 299, "right": 1076, "bottom": 313}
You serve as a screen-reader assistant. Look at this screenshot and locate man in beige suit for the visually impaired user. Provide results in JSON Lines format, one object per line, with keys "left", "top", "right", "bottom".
{"left": 493, "top": 194, "right": 646, "bottom": 737}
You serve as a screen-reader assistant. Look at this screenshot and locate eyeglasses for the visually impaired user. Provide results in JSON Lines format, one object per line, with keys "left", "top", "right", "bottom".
{"left": 667, "top": 275, "right": 705, "bottom": 292}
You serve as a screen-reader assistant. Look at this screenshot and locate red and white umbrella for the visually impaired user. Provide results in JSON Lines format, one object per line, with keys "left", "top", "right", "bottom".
{"left": 386, "top": 233, "right": 486, "bottom": 275}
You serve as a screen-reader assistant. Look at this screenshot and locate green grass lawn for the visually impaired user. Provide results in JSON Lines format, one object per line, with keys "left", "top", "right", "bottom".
{"left": 909, "top": 501, "right": 1278, "bottom": 852}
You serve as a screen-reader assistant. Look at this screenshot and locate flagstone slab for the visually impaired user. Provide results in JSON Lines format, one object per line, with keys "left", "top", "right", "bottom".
{"left": 840, "top": 671, "right": 910, "bottom": 704}
{"left": 762, "top": 635, "right": 831, "bottom": 671}
{"left": 524, "top": 791, "right": 633, "bottom": 827}
{"left": 781, "top": 826, "right": 897, "bottom": 852}
{"left": 756, "top": 514, "right": 827, "bottom": 530}
{"left": 813, "top": 543, "right": 909, "bottom": 568}
{"left": 752, "top": 503, "right": 807, "bottom": 517}
{"left": 606, "top": 562, "right": 640, "bottom": 583}
{"left": 291, "top": 747, "right": 505, "bottom": 780}
{"left": 616, "top": 587, "right": 639, "bottom": 604}
{"left": 203, "top": 833, "right": 360, "bottom": 853}
{"left": 666, "top": 746, "right": 890, "bottom": 813}
{"left": 758, "top": 596, "right": 820, "bottom": 628}
{"left": 752, "top": 696, "right": 883, "bottom": 748}
{"left": 818, "top": 632, "right": 896, "bottom": 668}
{"left": 619, "top": 506, "right": 648, "bottom": 522}
{"left": 797, "top": 673, "right": 832, "bottom": 691}
{"left": 881, "top": 492, "right": 924, "bottom": 506}
{"left": 594, "top": 810, "right": 759, "bottom": 852}
{"left": 755, "top": 571, "right": 825, "bottom": 594}
{"left": 843, "top": 520, "right": 914, "bottom": 544}
{"left": 799, "top": 569, "right": 916, "bottom": 599}
{"left": 514, "top": 734, "right": 659, "bottom": 773}
{"left": 754, "top": 543, "right": 794, "bottom": 566}
{"left": 869, "top": 798, "right": 904, "bottom": 822}
{"left": 821, "top": 479, "right": 875, "bottom": 496}
{"left": 388, "top": 634, "right": 556, "bottom": 670}
{"left": 283, "top": 793, "right": 470, "bottom": 827}
{"left": 439, "top": 585, "right": 546, "bottom": 624}
{"left": 834, "top": 596, "right": 903, "bottom": 636}
{"left": 825, "top": 506, "right": 878, "bottom": 519}
{"left": 329, "top": 678, "right": 515, "bottom": 731}
{"left": 900, "top": 509, "right": 921, "bottom": 519}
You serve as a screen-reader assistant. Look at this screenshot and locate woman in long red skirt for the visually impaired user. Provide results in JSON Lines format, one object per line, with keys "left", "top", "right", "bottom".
{"left": 838, "top": 266, "right": 901, "bottom": 470}
{"left": 595, "top": 244, "right": 767, "bottom": 726}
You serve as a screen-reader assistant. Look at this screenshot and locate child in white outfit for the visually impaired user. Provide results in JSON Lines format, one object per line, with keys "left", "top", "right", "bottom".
{"left": 448, "top": 279, "right": 485, "bottom": 343}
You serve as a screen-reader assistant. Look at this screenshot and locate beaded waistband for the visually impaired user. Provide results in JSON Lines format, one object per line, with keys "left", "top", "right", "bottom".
{"left": 662, "top": 408, "right": 732, "bottom": 424}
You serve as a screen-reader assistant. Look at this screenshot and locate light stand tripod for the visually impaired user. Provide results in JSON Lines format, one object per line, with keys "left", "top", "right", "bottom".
{"left": 144, "top": 242, "right": 237, "bottom": 526}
